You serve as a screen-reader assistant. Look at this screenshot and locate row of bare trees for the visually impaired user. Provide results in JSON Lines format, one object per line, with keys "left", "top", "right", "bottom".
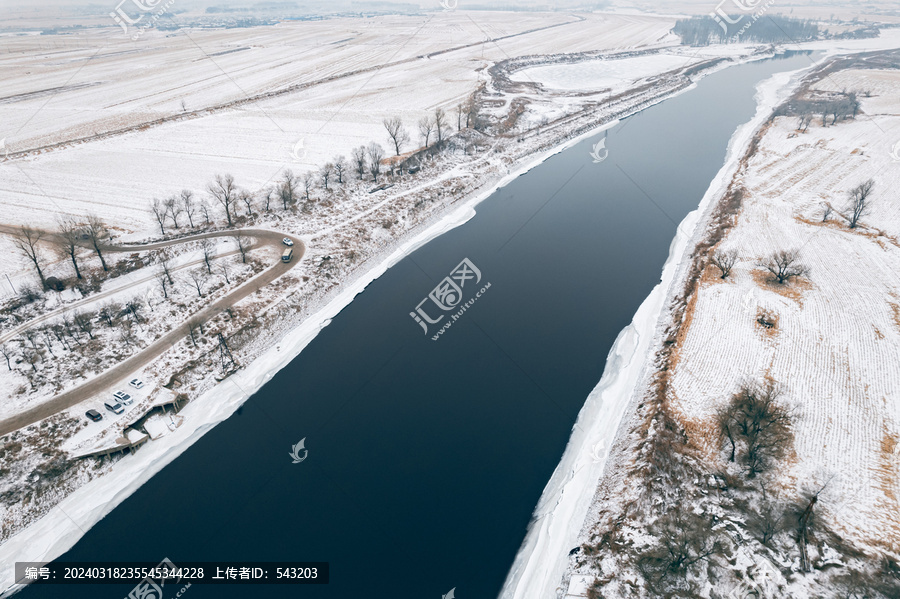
{"left": 11, "top": 216, "right": 111, "bottom": 289}
{"left": 145, "top": 103, "right": 485, "bottom": 234}
{"left": 710, "top": 247, "right": 809, "bottom": 285}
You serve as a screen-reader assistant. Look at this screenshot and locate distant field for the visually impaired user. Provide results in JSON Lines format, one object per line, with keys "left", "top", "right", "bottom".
{"left": 0, "top": 12, "right": 675, "bottom": 238}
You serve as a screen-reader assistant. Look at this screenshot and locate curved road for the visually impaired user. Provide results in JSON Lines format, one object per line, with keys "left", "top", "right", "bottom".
{"left": 0, "top": 228, "right": 304, "bottom": 437}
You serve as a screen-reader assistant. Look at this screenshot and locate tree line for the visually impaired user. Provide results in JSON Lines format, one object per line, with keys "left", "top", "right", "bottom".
{"left": 673, "top": 15, "right": 819, "bottom": 45}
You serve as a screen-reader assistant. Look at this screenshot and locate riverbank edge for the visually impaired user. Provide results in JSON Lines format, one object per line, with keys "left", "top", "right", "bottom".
{"left": 497, "top": 62, "right": 818, "bottom": 599}
{"left": 0, "top": 50, "right": 772, "bottom": 598}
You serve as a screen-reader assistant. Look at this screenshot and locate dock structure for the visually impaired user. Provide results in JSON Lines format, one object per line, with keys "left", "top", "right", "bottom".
{"left": 73, "top": 390, "right": 188, "bottom": 459}
{"left": 72, "top": 428, "right": 150, "bottom": 459}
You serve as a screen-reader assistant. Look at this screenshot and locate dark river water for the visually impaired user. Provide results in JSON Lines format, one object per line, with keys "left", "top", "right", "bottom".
{"left": 21, "top": 52, "right": 813, "bottom": 599}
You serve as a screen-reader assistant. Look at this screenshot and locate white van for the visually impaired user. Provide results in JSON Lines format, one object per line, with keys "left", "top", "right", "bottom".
{"left": 282, "top": 248, "right": 293, "bottom": 263}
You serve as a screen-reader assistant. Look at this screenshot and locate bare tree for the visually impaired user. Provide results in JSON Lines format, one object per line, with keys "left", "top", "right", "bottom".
{"left": 239, "top": 190, "right": 254, "bottom": 217}
{"left": 124, "top": 297, "right": 143, "bottom": 323}
{"left": 200, "top": 238, "right": 215, "bottom": 274}
{"left": 434, "top": 107, "right": 447, "bottom": 144}
{"left": 235, "top": 232, "right": 249, "bottom": 263}
{"left": 418, "top": 116, "right": 434, "bottom": 148}
{"left": 320, "top": 163, "right": 333, "bottom": 190}
{"left": 157, "top": 250, "right": 175, "bottom": 285}
{"left": 716, "top": 383, "right": 794, "bottom": 477}
{"left": 279, "top": 170, "right": 298, "bottom": 210}
{"left": 84, "top": 213, "right": 109, "bottom": 271}
{"left": 71, "top": 310, "right": 95, "bottom": 340}
{"left": 352, "top": 146, "right": 367, "bottom": 180}
{"left": 0, "top": 343, "right": 13, "bottom": 371}
{"left": 711, "top": 249, "right": 738, "bottom": 279}
{"left": 187, "top": 317, "right": 204, "bottom": 347}
{"left": 220, "top": 259, "right": 231, "bottom": 284}
{"left": 12, "top": 226, "right": 47, "bottom": 287}
{"left": 821, "top": 202, "right": 833, "bottom": 222}
{"left": 156, "top": 269, "right": 171, "bottom": 299}
{"left": 164, "top": 194, "right": 182, "bottom": 228}
{"left": 151, "top": 198, "right": 167, "bottom": 235}
{"left": 846, "top": 178, "right": 874, "bottom": 229}
{"left": 760, "top": 250, "right": 808, "bottom": 285}
{"left": 263, "top": 186, "right": 274, "bottom": 212}
{"left": 301, "top": 172, "right": 314, "bottom": 202}
{"left": 465, "top": 96, "right": 479, "bottom": 129}
{"left": 795, "top": 484, "right": 827, "bottom": 573}
{"left": 199, "top": 199, "right": 213, "bottom": 226}
{"left": 456, "top": 103, "right": 465, "bottom": 131}
{"left": 98, "top": 301, "right": 120, "bottom": 327}
{"left": 55, "top": 217, "right": 84, "bottom": 280}
{"left": 383, "top": 116, "right": 410, "bottom": 156}
{"left": 333, "top": 156, "right": 348, "bottom": 184}
{"left": 187, "top": 268, "right": 207, "bottom": 297}
{"left": 208, "top": 174, "right": 238, "bottom": 226}
{"left": 180, "top": 190, "right": 197, "bottom": 228}
{"left": 637, "top": 509, "right": 722, "bottom": 586}
{"left": 367, "top": 142, "right": 385, "bottom": 182}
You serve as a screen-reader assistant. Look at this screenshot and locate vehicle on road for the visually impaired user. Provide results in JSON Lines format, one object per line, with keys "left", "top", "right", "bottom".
{"left": 282, "top": 238, "right": 294, "bottom": 247}
{"left": 113, "top": 391, "right": 133, "bottom": 405}
{"left": 128, "top": 378, "right": 144, "bottom": 389}
{"left": 104, "top": 401, "right": 125, "bottom": 415}
{"left": 85, "top": 409, "right": 103, "bottom": 422}
{"left": 282, "top": 248, "right": 293, "bottom": 263}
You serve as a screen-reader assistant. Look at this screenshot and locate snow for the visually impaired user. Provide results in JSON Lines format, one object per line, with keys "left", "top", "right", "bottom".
{"left": 0, "top": 99, "right": 615, "bottom": 595}
{"left": 666, "top": 69, "right": 900, "bottom": 551}
{"left": 512, "top": 53, "right": 694, "bottom": 91}
{"left": 500, "top": 57, "right": 818, "bottom": 599}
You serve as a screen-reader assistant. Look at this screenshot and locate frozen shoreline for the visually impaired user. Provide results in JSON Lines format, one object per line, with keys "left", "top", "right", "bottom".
{"left": 0, "top": 93, "right": 626, "bottom": 597}
{"left": 498, "top": 61, "right": 818, "bottom": 599}
{"left": 7, "top": 31, "right": 898, "bottom": 595}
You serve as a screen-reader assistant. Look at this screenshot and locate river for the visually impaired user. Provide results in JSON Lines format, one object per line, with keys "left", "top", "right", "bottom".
{"left": 20, "top": 51, "right": 813, "bottom": 599}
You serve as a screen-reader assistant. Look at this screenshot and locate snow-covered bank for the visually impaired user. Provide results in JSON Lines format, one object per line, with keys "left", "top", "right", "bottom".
{"left": 0, "top": 92, "right": 631, "bottom": 597}
{"left": 498, "top": 62, "right": 817, "bottom": 599}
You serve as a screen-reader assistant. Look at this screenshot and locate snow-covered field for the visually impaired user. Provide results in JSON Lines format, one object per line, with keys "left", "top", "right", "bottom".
{"left": 512, "top": 52, "right": 692, "bottom": 91}
{"left": 5, "top": 7, "right": 900, "bottom": 598}
{"left": 552, "top": 47, "right": 900, "bottom": 599}
{"left": 668, "top": 68, "right": 900, "bottom": 551}
{"left": 0, "top": 11, "right": 676, "bottom": 235}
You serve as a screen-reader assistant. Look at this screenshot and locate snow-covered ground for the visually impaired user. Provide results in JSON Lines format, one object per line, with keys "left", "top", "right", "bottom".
{"left": 512, "top": 52, "right": 692, "bottom": 91}
{"left": 0, "top": 11, "right": 676, "bottom": 233}
{"left": 502, "top": 51, "right": 821, "bottom": 599}
{"left": 667, "top": 67, "right": 900, "bottom": 552}
{"left": 4, "top": 10, "right": 900, "bottom": 599}
{"left": 551, "top": 40, "right": 900, "bottom": 599}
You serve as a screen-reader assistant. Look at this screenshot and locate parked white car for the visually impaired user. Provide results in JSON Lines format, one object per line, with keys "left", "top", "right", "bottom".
{"left": 113, "top": 390, "right": 133, "bottom": 405}
{"left": 129, "top": 378, "right": 145, "bottom": 389}
{"left": 104, "top": 401, "right": 124, "bottom": 415}
{"left": 282, "top": 237, "right": 294, "bottom": 247}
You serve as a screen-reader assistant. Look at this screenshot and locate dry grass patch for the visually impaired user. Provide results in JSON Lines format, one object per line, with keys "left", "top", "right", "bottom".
{"left": 751, "top": 268, "right": 812, "bottom": 305}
